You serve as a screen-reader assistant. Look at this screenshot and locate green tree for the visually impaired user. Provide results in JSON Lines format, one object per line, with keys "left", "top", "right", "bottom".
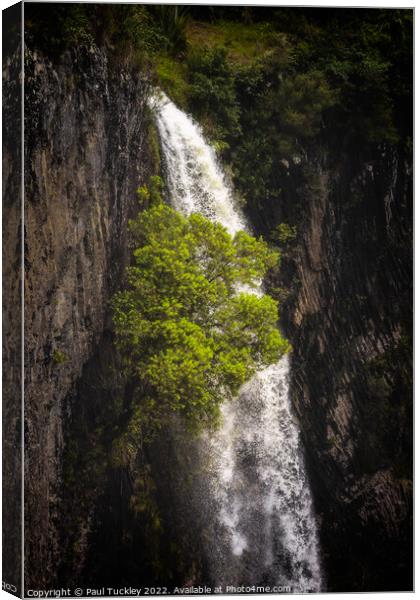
{"left": 188, "top": 47, "right": 241, "bottom": 144}
{"left": 112, "top": 191, "right": 289, "bottom": 434}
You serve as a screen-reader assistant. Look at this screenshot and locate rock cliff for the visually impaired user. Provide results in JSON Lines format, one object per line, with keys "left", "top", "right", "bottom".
{"left": 23, "top": 45, "right": 154, "bottom": 589}
{"left": 253, "top": 142, "right": 412, "bottom": 591}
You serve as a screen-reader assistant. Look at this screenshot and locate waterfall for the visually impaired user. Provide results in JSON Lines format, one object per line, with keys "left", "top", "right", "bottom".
{"left": 153, "top": 91, "right": 323, "bottom": 593}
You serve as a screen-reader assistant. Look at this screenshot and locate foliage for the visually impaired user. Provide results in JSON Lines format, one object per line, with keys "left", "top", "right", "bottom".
{"left": 155, "top": 56, "right": 190, "bottom": 109}
{"left": 187, "top": 47, "right": 241, "bottom": 144}
{"left": 274, "top": 70, "right": 336, "bottom": 139}
{"left": 26, "top": 6, "right": 411, "bottom": 158}
{"left": 112, "top": 185, "right": 289, "bottom": 433}
{"left": 25, "top": 4, "right": 187, "bottom": 63}
{"left": 25, "top": 4, "right": 94, "bottom": 54}
{"left": 136, "top": 175, "right": 164, "bottom": 208}
{"left": 230, "top": 53, "right": 337, "bottom": 207}
{"left": 149, "top": 5, "right": 189, "bottom": 54}
{"left": 290, "top": 9, "right": 412, "bottom": 144}
{"left": 104, "top": 5, "right": 164, "bottom": 66}
{"left": 151, "top": 8, "right": 411, "bottom": 211}
{"left": 272, "top": 223, "right": 297, "bottom": 245}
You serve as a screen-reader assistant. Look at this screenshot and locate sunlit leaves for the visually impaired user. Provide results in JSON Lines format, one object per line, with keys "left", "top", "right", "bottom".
{"left": 112, "top": 196, "right": 289, "bottom": 432}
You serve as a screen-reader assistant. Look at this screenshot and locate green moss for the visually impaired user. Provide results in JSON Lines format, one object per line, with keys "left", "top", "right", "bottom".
{"left": 326, "top": 435, "right": 338, "bottom": 448}
{"left": 148, "top": 121, "right": 161, "bottom": 175}
{"left": 52, "top": 349, "right": 69, "bottom": 365}
{"left": 272, "top": 223, "right": 297, "bottom": 245}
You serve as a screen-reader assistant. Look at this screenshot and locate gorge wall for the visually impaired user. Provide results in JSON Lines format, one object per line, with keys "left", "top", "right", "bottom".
{"left": 248, "top": 143, "right": 412, "bottom": 591}
{"left": 23, "top": 46, "right": 155, "bottom": 589}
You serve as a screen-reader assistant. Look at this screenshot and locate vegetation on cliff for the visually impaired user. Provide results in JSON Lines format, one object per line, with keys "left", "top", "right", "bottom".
{"left": 111, "top": 178, "right": 289, "bottom": 436}
{"left": 25, "top": 4, "right": 412, "bottom": 215}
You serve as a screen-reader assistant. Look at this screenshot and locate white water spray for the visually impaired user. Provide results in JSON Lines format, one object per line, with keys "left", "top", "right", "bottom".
{"left": 153, "top": 91, "right": 323, "bottom": 593}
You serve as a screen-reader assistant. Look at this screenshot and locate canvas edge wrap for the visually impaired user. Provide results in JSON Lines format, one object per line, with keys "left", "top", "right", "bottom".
{"left": 2, "top": 1, "right": 24, "bottom": 597}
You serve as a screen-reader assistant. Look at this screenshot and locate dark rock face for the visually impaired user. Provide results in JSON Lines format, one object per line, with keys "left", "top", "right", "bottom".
{"left": 250, "top": 144, "right": 412, "bottom": 591}
{"left": 23, "top": 46, "right": 153, "bottom": 589}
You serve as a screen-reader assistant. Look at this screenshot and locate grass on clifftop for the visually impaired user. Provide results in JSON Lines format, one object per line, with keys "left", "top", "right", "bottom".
{"left": 185, "top": 20, "right": 280, "bottom": 64}
{"left": 155, "top": 19, "right": 284, "bottom": 110}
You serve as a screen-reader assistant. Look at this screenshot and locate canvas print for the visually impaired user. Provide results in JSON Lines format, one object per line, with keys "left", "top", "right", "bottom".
{"left": 2, "top": 2, "right": 413, "bottom": 596}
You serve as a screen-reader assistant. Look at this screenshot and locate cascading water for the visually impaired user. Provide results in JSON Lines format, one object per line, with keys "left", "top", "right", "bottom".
{"left": 153, "top": 91, "right": 323, "bottom": 593}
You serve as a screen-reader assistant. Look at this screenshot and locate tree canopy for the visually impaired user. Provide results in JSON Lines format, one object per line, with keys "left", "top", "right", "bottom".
{"left": 112, "top": 182, "right": 290, "bottom": 434}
